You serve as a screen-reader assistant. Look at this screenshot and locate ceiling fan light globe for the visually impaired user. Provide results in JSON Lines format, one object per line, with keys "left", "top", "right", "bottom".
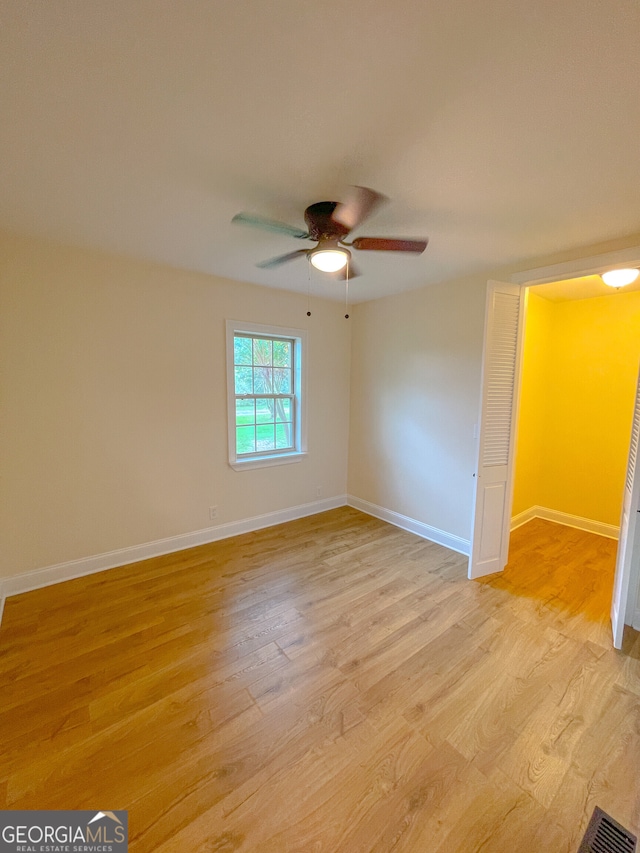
{"left": 601, "top": 268, "right": 639, "bottom": 287}
{"left": 309, "top": 249, "right": 349, "bottom": 273}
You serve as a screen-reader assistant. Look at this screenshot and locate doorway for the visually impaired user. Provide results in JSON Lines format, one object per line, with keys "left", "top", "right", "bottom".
{"left": 508, "top": 275, "right": 640, "bottom": 641}
{"left": 512, "top": 276, "right": 638, "bottom": 539}
{"left": 469, "top": 245, "right": 640, "bottom": 647}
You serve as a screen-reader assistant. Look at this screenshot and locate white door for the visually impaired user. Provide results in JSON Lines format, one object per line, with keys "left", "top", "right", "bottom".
{"left": 611, "top": 366, "right": 640, "bottom": 649}
{"left": 469, "top": 281, "right": 524, "bottom": 579}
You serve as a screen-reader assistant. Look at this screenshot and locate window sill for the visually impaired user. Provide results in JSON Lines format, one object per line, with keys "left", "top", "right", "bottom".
{"left": 229, "top": 452, "right": 308, "bottom": 471}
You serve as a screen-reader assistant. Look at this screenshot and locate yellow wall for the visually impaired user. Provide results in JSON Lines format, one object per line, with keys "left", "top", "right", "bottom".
{"left": 511, "top": 292, "right": 554, "bottom": 517}
{"left": 513, "top": 289, "right": 640, "bottom": 526}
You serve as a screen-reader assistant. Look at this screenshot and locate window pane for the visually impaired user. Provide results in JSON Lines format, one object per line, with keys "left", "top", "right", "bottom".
{"left": 234, "top": 336, "right": 252, "bottom": 365}
{"left": 273, "top": 368, "right": 291, "bottom": 393}
{"left": 235, "top": 366, "right": 253, "bottom": 394}
{"left": 236, "top": 398, "right": 255, "bottom": 426}
{"left": 254, "top": 367, "right": 273, "bottom": 393}
{"left": 276, "top": 422, "right": 293, "bottom": 449}
{"left": 256, "top": 398, "right": 275, "bottom": 424}
{"left": 273, "top": 340, "right": 291, "bottom": 367}
{"left": 229, "top": 327, "right": 302, "bottom": 463}
{"left": 275, "top": 398, "right": 291, "bottom": 422}
{"left": 236, "top": 425, "right": 255, "bottom": 454}
{"left": 256, "top": 423, "right": 275, "bottom": 451}
{"left": 253, "top": 338, "right": 272, "bottom": 366}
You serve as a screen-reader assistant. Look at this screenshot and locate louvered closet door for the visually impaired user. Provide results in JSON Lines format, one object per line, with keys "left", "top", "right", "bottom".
{"left": 468, "top": 281, "right": 524, "bottom": 580}
{"left": 611, "top": 365, "right": 640, "bottom": 649}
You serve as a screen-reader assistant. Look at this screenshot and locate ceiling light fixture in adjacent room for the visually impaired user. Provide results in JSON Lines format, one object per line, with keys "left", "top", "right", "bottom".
{"left": 601, "top": 268, "right": 639, "bottom": 288}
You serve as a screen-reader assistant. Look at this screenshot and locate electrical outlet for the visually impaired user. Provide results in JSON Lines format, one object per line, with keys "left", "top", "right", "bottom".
{"left": 209, "top": 506, "right": 218, "bottom": 521}
{"left": 316, "top": 486, "right": 322, "bottom": 498}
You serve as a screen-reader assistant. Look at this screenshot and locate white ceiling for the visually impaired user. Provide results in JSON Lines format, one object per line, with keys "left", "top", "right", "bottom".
{"left": 1, "top": 1, "right": 640, "bottom": 303}
{"left": 533, "top": 274, "right": 640, "bottom": 302}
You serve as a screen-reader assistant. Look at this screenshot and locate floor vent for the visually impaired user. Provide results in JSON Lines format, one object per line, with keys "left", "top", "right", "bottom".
{"left": 578, "top": 807, "right": 637, "bottom": 853}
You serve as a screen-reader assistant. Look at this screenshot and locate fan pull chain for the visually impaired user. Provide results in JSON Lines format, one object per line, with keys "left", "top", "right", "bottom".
{"left": 344, "top": 261, "right": 350, "bottom": 319}
{"left": 306, "top": 263, "right": 311, "bottom": 317}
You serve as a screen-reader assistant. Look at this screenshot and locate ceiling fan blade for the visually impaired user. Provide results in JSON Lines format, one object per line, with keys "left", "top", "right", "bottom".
{"left": 351, "top": 236, "right": 428, "bottom": 254}
{"left": 256, "top": 249, "right": 309, "bottom": 269}
{"left": 332, "top": 186, "right": 387, "bottom": 232}
{"left": 232, "top": 212, "right": 309, "bottom": 239}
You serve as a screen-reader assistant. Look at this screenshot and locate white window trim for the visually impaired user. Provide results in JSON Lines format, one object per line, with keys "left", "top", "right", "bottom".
{"left": 226, "top": 319, "right": 308, "bottom": 471}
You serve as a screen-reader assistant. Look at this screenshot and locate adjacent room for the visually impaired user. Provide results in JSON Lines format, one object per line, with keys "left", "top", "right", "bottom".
{"left": 499, "top": 277, "right": 640, "bottom": 644}
{"left": 2, "top": 3, "right": 640, "bottom": 852}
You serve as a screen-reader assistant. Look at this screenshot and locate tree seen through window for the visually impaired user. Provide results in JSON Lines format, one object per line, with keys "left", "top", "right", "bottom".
{"left": 234, "top": 335, "right": 295, "bottom": 456}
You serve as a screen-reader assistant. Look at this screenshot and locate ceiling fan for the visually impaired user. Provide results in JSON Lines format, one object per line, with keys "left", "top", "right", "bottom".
{"left": 232, "top": 186, "right": 428, "bottom": 279}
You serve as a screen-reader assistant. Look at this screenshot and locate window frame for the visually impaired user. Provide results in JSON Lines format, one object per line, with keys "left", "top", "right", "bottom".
{"left": 226, "top": 319, "right": 308, "bottom": 470}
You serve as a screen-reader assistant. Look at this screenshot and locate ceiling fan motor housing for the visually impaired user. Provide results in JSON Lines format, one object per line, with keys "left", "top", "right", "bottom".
{"left": 304, "top": 201, "right": 349, "bottom": 241}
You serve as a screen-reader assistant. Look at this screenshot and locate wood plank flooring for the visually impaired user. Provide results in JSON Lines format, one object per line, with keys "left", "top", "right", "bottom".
{"left": 1, "top": 508, "right": 639, "bottom": 852}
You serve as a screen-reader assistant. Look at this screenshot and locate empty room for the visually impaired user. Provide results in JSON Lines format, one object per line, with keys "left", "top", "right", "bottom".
{"left": 1, "top": 3, "right": 640, "bottom": 852}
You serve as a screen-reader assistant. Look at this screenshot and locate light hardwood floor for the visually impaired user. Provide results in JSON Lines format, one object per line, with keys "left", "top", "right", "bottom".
{"left": 1, "top": 508, "right": 639, "bottom": 852}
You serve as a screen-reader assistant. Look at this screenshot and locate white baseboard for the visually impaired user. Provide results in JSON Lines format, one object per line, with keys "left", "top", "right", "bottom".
{"left": 510, "top": 506, "right": 539, "bottom": 531}
{"left": 632, "top": 610, "right": 640, "bottom": 632}
{"left": 347, "top": 495, "right": 470, "bottom": 556}
{"left": 511, "top": 505, "right": 619, "bottom": 540}
{"left": 0, "top": 496, "right": 347, "bottom": 612}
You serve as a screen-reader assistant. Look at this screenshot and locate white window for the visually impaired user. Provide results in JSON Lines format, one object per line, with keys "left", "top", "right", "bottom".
{"left": 226, "top": 320, "right": 307, "bottom": 470}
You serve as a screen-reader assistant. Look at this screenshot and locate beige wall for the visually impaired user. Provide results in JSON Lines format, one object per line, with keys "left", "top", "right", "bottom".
{"left": 0, "top": 231, "right": 351, "bottom": 578}
{"left": 347, "top": 276, "right": 487, "bottom": 541}
{"left": 5, "top": 225, "right": 640, "bottom": 591}
{"left": 346, "top": 232, "right": 640, "bottom": 552}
